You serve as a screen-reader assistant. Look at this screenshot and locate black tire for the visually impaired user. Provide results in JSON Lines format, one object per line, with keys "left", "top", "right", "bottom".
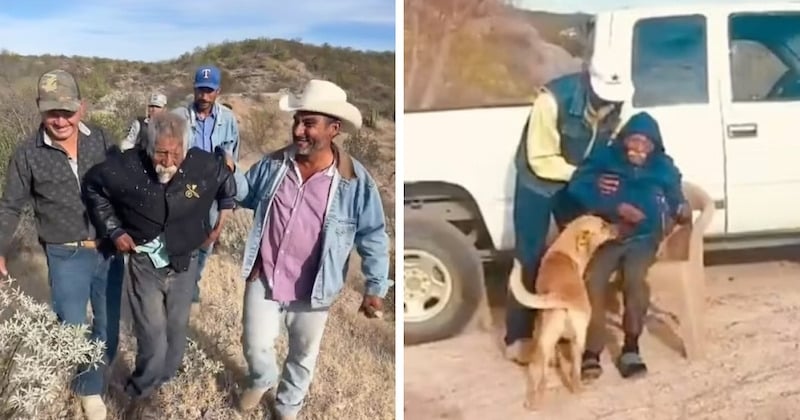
{"left": 404, "top": 215, "right": 484, "bottom": 345}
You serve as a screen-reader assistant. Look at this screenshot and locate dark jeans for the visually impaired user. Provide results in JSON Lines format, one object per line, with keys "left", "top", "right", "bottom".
{"left": 505, "top": 183, "right": 577, "bottom": 346}
{"left": 125, "top": 252, "right": 198, "bottom": 399}
{"left": 585, "top": 240, "right": 658, "bottom": 354}
{"left": 44, "top": 243, "right": 125, "bottom": 396}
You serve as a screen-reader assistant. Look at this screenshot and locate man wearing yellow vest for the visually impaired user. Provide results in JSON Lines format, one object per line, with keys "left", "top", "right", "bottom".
{"left": 505, "top": 58, "right": 634, "bottom": 363}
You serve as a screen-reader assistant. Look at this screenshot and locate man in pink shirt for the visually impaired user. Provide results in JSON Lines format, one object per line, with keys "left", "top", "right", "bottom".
{"left": 234, "top": 80, "right": 391, "bottom": 420}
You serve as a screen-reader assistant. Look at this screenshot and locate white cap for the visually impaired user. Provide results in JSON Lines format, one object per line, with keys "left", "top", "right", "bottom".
{"left": 587, "top": 55, "right": 634, "bottom": 102}
{"left": 147, "top": 92, "right": 167, "bottom": 108}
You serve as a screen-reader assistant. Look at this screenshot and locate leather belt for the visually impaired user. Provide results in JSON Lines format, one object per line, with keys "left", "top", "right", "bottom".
{"left": 61, "top": 240, "right": 98, "bottom": 249}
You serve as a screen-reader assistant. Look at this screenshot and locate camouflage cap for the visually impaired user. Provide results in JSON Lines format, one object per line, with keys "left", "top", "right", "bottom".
{"left": 37, "top": 69, "right": 82, "bottom": 113}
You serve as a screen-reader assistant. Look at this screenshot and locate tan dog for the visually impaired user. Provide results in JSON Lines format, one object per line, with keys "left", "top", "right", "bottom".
{"left": 508, "top": 215, "right": 618, "bottom": 410}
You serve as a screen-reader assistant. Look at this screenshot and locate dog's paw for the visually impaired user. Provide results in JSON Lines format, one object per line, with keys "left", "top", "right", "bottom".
{"left": 523, "top": 394, "right": 543, "bottom": 411}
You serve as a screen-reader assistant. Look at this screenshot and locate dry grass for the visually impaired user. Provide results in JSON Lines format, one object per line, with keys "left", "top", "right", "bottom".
{"left": 7, "top": 219, "right": 395, "bottom": 419}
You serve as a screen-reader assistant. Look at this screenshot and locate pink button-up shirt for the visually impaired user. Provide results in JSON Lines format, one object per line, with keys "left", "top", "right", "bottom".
{"left": 259, "top": 160, "right": 335, "bottom": 302}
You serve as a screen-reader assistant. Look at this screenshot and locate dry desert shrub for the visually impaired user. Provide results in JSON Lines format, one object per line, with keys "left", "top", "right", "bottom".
{"left": 0, "top": 279, "right": 104, "bottom": 420}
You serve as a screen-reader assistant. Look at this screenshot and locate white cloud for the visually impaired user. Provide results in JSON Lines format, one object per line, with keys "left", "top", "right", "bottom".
{"left": 0, "top": 0, "right": 395, "bottom": 61}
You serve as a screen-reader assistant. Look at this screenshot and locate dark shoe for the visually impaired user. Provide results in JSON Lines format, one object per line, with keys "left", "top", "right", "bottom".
{"left": 617, "top": 351, "right": 648, "bottom": 379}
{"left": 580, "top": 351, "right": 603, "bottom": 381}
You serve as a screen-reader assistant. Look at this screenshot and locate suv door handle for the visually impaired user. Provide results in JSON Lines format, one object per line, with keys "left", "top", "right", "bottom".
{"left": 727, "top": 123, "right": 758, "bottom": 138}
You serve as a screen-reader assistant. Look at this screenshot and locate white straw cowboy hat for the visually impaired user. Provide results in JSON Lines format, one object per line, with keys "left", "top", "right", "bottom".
{"left": 278, "top": 79, "right": 363, "bottom": 132}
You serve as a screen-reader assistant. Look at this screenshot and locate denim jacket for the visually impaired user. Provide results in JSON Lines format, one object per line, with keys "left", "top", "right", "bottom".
{"left": 234, "top": 144, "right": 392, "bottom": 308}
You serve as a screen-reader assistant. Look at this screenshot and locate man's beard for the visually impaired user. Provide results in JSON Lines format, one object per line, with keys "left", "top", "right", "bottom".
{"left": 155, "top": 164, "right": 178, "bottom": 184}
{"left": 293, "top": 137, "right": 318, "bottom": 156}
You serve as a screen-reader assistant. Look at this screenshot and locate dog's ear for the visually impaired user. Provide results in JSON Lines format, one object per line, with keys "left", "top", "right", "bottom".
{"left": 575, "top": 229, "right": 592, "bottom": 252}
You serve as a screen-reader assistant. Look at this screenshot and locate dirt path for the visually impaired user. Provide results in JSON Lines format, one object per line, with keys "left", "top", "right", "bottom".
{"left": 404, "top": 260, "right": 800, "bottom": 420}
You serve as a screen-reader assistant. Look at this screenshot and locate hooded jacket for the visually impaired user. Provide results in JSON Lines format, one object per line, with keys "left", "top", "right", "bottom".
{"left": 567, "top": 112, "right": 686, "bottom": 244}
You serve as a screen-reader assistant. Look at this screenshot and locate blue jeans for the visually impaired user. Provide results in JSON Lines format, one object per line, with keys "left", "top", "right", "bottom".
{"left": 242, "top": 278, "right": 329, "bottom": 418}
{"left": 44, "top": 243, "right": 125, "bottom": 396}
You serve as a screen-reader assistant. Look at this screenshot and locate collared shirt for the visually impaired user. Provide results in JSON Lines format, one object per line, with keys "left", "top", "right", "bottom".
{"left": 259, "top": 157, "right": 336, "bottom": 302}
{"left": 0, "top": 122, "right": 109, "bottom": 255}
{"left": 193, "top": 106, "right": 216, "bottom": 152}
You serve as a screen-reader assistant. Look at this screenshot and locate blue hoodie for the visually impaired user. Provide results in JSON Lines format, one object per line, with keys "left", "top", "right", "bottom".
{"left": 567, "top": 112, "right": 686, "bottom": 244}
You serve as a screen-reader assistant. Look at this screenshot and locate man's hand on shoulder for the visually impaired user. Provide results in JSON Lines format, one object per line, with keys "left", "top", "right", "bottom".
{"left": 597, "top": 173, "right": 620, "bottom": 195}
{"left": 359, "top": 295, "right": 384, "bottom": 319}
{"left": 676, "top": 202, "right": 693, "bottom": 225}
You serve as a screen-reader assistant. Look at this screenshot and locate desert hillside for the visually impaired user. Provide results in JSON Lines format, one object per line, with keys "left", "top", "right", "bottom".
{"left": 0, "top": 38, "right": 395, "bottom": 420}
{"left": 404, "top": 0, "right": 587, "bottom": 110}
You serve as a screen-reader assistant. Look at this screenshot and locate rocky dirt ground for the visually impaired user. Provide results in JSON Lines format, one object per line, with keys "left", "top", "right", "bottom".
{"left": 405, "top": 250, "right": 800, "bottom": 420}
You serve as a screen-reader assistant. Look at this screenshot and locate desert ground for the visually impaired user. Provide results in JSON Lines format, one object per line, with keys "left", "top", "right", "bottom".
{"left": 404, "top": 249, "right": 800, "bottom": 420}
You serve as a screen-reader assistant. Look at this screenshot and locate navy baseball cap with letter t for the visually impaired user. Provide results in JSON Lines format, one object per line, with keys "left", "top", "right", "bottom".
{"left": 194, "top": 65, "right": 221, "bottom": 90}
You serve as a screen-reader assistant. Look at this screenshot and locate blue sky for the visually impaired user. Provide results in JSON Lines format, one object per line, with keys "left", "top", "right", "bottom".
{"left": 0, "top": 0, "right": 395, "bottom": 61}
{"left": 516, "top": 0, "right": 732, "bottom": 13}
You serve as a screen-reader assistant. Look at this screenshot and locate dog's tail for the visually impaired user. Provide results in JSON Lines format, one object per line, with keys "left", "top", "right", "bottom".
{"left": 508, "top": 258, "right": 571, "bottom": 309}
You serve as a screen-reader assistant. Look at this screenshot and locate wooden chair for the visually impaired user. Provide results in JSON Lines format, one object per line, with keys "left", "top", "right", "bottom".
{"left": 612, "top": 181, "right": 715, "bottom": 360}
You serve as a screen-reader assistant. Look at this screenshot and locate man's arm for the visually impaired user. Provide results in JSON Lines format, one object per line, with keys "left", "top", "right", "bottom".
{"left": 229, "top": 115, "right": 241, "bottom": 163}
{"left": 120, "top": 119, "right": 140, "bottom": 151}
{"left": 660, "top": 156, "right": 690, "bottom": 222}
{"left": 82, "top": 164, "right": 125, "bottom": 241}
{"left": 236, "top": 157, "right": 272, "bottom": 210}
{"left": 0, "top": 147, "right": 32, "bottom": 257}
{"left": 355, "top": 175, "right": 391, "bottom": 298}
{"left": 205, "top": 159, "right": 237, "bottom": 246}
{"left": 526, "top": 91, "right": 577, "bottom": 182}
{"left": 566, "top": 155, "right": 622, "bottom": 222}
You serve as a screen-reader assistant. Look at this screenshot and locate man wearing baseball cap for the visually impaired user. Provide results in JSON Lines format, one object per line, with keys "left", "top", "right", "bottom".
{"left": 120, "top": 91, "right": 167, "bottom": 151}
{"left": 505, "top": 56, "right": 634, "bottom": 364}
{"left": 172, "top": 65, "right": 241, "bottom": 303}
{"left": 0, "top": 69, "right": 124, "bottom": 420}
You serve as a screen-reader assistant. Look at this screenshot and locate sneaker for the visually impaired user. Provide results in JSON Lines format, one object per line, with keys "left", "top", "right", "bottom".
{"left": 617, "top": 351, "right": 648, "bottom": 379}
{"left": 80, "top": 395, "right": 107, "bottom": 420}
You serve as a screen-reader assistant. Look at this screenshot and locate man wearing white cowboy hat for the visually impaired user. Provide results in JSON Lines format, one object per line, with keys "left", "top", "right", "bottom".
{"left": 121, "top": 92, "right": 168, "bottom": 150}
{"left": 505, "top": 54, "right": 635, "bottom": 364}
{"left": 233, "top": 79, "right": 391, "bottom": 419}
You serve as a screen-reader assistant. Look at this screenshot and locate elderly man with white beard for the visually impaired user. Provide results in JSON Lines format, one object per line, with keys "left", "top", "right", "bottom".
{"left": 83, "top": 111, "right": 238, "bottom": 416}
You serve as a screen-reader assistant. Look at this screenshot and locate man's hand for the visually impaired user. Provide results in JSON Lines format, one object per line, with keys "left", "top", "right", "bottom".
{"left": 202, "top": 229, "right": 222, "bottom": 249}
{"left": 360, "top": 295, "right": 384, "bottom": 319}
{"left": 0, "top": 256, "right": 7, "bottom": 278}
{"left": 617, "top": 203, "right": 646, "bottom": 224}
{"left": 598, "top": 174, "right": 620, "bottom": 195}
{"left": 676, "top": 203, "right": 693, "bottom": 225}
{"left": 114, "top": 233, "right": 136, "bottom": 253}
{"left": 224, "top": 154, "right": 235, "bottom": 172}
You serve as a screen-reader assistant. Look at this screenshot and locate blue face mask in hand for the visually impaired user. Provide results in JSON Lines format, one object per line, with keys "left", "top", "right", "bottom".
{"left": 134, "top": 237, "right": 170, "bottom": 269}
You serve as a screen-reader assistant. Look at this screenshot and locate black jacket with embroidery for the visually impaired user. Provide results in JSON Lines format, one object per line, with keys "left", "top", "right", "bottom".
{"left": 83, "top": 147, "right": 236, "bottom": 271}
{"left": 0, "top": 123, "right": 114, "bottom": 256}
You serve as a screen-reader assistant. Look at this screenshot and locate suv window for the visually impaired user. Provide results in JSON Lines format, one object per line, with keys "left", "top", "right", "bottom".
{"left": 729, "top": 12, "right": 800, "bottom": 102}
{"left": 631, "top": 15, "right": 709, "bottom": 107}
